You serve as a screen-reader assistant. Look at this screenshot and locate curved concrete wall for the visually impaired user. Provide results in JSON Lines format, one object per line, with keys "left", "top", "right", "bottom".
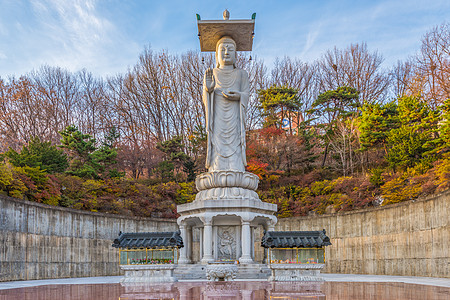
{"left": 0, "top": 195, "right": 177, "bottom": 281}
{"left": 276, "top": 191, "right": 449, "bottom": 278}
{"left": 1, "top": 190, "right": 448, "bottom": 281}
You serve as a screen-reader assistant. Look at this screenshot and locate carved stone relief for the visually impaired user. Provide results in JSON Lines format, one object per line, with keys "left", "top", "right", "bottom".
{"left": 217, "top": 226, "right": 237, "bottom": 260}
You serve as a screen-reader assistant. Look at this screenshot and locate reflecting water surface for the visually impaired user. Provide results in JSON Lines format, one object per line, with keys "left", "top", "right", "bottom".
{"left": 0, "top": 281, "right": 449, "bottom": 300}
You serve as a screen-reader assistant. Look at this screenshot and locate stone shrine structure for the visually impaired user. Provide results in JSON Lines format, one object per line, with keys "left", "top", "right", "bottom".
{"left": 177, "top": 11, "right": 277, "bottom": 264}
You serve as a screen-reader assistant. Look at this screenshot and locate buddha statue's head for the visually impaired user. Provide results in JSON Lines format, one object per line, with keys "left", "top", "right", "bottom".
{"left": 215, "top": 36, "right": 237, "bottom": 68}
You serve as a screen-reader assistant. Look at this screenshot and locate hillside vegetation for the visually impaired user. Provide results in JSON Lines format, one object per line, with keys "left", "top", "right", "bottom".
{"left": 0, "top": 23, "right": 449, "bottom": 218}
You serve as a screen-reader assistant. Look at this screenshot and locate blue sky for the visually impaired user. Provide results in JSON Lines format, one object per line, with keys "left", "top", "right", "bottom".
{"left": 0, "top": 0, "right": 449, "bottom": 78}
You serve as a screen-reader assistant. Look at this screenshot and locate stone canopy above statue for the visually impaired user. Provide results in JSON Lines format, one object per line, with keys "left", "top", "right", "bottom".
{"left": 197, "top": 10, "right": 255, "bottom": 52}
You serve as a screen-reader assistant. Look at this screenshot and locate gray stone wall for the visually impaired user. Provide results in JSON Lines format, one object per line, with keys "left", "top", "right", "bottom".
{"left": 1, "top": 190, "right": 448, "bottom": 281}
{"left": 0, "top": 194, "right": 177, "bottom": 281}
{"left": 276, "top": 191, "right": 449, "bottom": 278}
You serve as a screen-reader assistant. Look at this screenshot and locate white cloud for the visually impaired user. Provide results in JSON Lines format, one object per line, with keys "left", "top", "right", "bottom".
{"left": 300, "top": 25, "right": 321, "bottom": 58}
{"left": 29, "top": 0, "right": 117, "bottom": 71}
{"left": 0, "top": 23, "right": 7, "bottom": 36}
{"left": 0, "top": 52, "right": 7, "bottom": 60}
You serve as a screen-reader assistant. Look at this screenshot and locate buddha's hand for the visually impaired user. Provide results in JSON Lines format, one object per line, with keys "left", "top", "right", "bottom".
{"left": 204, "top": 68, "right": 215, "bottom": 92}
{"left": 222, "top": 90, "right": 240, "bottom": 101}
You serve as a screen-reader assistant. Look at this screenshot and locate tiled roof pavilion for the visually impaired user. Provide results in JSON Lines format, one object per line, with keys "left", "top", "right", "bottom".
{"left": 112, "top": 231, "right": 183, "bottom": 249}
{"left": 261, "top": 230, "right": 331, "bottom": 248}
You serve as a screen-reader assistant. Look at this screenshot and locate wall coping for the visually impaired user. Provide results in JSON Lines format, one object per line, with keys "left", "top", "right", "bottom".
{"left": 280, "top": 189, "right": 450, "bottom": 221}
{"left": 2, "top": 188, "right": 448, "bottom": 224}
{"left": 0, "top": 193, "right": 176, "bottom": 223}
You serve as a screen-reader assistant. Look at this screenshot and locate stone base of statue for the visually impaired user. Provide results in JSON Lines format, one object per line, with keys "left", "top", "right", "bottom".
{"left": 195, "top": 171, "right": 260, "bottom": 201}
{"left": 268, "top": 264, "right": 325, "bottom": 282}
{"left": 177, "top": 170, "right": 277, "bottom": 265}
{"left": 120, "top": 264, "right": 177, "bottom": 283}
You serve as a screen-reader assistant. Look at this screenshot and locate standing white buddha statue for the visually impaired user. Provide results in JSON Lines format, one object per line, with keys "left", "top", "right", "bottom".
{"left": 203, "top": 36, "right": 249, "bottom": 172}
{"left": 176, "top": 11, "right": 278, "bottom": 267}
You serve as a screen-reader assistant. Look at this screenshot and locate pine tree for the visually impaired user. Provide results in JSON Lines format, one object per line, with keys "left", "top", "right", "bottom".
{"left": 5, "top": 137, "right": 68, "bottom": 173}
{"left": 427, "top": 99, "right": 450, "bottom": 155}
{"left": 359, "top": 101, "right": 399, "bottom": 155}
{"left": 386, "top": 96, "right": 440, "bottom": 170}
{"left": 59, "top": 125, "right": 98, "bottom": 179}
{"left": 258, "top": 85, "right": 301, "bottom": 133}
{"left": 92, "top": 127, "right": 124, "bottom": 178}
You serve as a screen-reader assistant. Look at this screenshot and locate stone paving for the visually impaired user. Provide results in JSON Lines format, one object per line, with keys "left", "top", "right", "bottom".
{"left": 0, "top": 273, "right": 448, "bottom": 290}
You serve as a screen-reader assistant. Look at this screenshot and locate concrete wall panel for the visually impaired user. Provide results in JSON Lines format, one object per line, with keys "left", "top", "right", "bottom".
{"left": 0, "top": 194, "right": 177, "bottom": 281}
{"left": 276, "top": 191, "right": 449, "bottom": 278}
{"left": 1, "top": 190, "right": 448, "bottom": 281}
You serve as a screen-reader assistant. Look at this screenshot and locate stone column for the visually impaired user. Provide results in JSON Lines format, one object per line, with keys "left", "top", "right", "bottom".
{"left": 239, "top": 221, "right": 253, "bottom": 264}
{"left": 186, "top": 226, "right": 192, "bottom": 262}
{"left": 201, "top": 220, "right": 214, "bottom": 263}
{"left": 199, "top": 228, "right": 203, "bottom": 261}
{"left": 178, "top": 224, "right": 190, "bottom": 264}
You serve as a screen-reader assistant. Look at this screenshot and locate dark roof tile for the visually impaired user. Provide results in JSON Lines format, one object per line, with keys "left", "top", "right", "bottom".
{"left": 261, "top": 229, "right": 331, "bottom": 248}
{"left": 112, "top": 231, "right": 183, "bottom": 249}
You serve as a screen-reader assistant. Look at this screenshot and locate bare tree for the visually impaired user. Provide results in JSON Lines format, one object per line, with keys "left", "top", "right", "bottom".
{"left": 414, "top": 22, "right": 450, "bottom": 107}
{"left": 269, "top": 56, "right": 316, "bottom": 125}
{"left": 328, "top": 117, "right": 360, "bottom": 176}
{"left": 236, "top": 54, "right": 268, "bottom": 130}
{"left": 78, "top": 69, "right": 109, "bottom": 139}
{"left": 317, "top": 43, "right": 390, "bottom": 105}
{"left": 30, "top": 66, "right": 81, "bottom": 144}
{"left": 390, "top": 60, "right": 415, "bottom": 98}
{"left": 0, "top": 77, "right": 44, "bottom": 150}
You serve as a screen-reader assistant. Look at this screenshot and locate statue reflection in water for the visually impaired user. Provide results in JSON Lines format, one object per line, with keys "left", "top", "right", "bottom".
{"left": 120, "top": 281, "right": 326, "bottom": 299}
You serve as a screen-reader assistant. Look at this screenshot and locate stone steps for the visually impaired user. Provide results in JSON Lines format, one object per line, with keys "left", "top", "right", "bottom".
{"left": 174, "top": 264, "right": 271, "bottom": 280}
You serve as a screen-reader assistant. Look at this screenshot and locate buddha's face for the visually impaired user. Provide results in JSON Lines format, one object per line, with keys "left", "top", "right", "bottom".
{"left": 217, "top": 40, "right": 236, "bottom": 67}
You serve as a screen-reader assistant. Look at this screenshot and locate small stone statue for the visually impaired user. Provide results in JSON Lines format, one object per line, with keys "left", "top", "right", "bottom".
{"left": 223, "top": 9, "right": 230, "bottom": 20}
